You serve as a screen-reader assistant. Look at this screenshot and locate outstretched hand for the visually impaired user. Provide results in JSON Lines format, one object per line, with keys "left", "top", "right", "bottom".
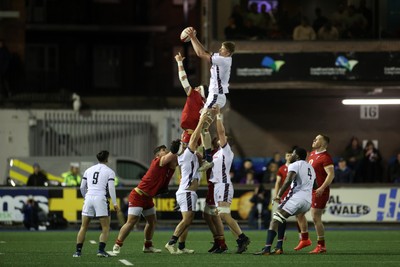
{"left": 175, "top": 52, "right": 185, "bottom": 62}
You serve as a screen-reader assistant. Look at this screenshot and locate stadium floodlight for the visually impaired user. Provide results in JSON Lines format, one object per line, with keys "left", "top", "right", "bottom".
{"left": 342, "top": 99, "right": 400, "bottom": 105}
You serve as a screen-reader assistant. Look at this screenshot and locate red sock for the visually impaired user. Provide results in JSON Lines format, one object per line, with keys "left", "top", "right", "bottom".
{"left": 217, "top": 237, "right": 227, "bottom": 249}
{"left": 116, "top": 239, "right": 124, "bottom": 247}
{"left": 301, "top": 232, "right": 309, "bottom": 241}
{"left": 317, "top": 239, "right": 325, "bottom": 247}
{"left": 144, "top": 240, "right": 153, "bottom": 248}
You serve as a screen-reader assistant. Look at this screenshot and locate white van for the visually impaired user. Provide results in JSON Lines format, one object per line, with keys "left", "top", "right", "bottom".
{"left": 4, "top": 156, "right": 149, "bottom": 187}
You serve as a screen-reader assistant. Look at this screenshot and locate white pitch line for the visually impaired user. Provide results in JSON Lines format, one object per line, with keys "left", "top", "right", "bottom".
{"left": 106, "top": 251, "right": 117, "bottom": 256}
{"left": 119, "top": 259, "right": 134, "bottom": 266}
{"left": 0, "top": 241, "right": 6, "bottom": 243}
{"left": 89, "top": 240, "right": 97, "bottom": 244}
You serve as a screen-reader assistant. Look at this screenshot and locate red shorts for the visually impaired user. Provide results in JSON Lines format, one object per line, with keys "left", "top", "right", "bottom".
{"left": 205, "top": 181, "right": 215, "bottom": 206}
{"left": 311, "top": 190, "right": 330, "bottom": 209}
{"left": 128, "top": 190, "right": 154, "bottom": 210}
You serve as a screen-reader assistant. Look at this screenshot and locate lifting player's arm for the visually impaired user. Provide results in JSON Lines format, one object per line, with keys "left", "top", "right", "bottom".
{"left": 160, "top": 140, "right": 181, "bottom": 167}
{"left": 215, "top": 105, "right": 226, "bottom": 147}
{"left": 189, "top": 113, "right": 209, "bottom": 152}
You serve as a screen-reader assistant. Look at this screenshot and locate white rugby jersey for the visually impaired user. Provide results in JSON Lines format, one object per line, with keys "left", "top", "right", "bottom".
{"left": 285, "top": 160, "right": 316, "bottom": 203}
{"left": 177, "top": 147, "right": 200, "bottom": 194}
{"left": 80, "top": 163, "right": 117, "bottom": 205}
{"left": 209, "top": 53, "right": 232, "bottom": 95}
{"left": 210, "top": 143, "right": 234, "bottom": 184}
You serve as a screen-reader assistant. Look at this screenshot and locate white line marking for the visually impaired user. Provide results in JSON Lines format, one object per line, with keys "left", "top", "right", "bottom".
{"left": 89, "top": 240, "right": 97, "bottom": 244}
{"left": 119, "top": 259, "right": 134, "bottom": 266}
{"left": 107, "top": 251, "right": 117, "bottom": 256}
{"left": 0, "top": 241, "right": 6, "bottom": 243}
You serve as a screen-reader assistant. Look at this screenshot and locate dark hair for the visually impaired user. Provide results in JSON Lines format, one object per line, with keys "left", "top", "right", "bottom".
{"left": 153, "top": 145, "right": 167, "bottom": 156}
{"left": 295, "top": 147, "right": 308, "bottom": 160}
{"left": 97, "top": 150, "right": 109, "bottom": 163}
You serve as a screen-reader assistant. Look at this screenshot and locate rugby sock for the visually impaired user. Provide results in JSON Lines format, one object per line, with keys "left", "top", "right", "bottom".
{"left": 115, "top": 239, "right": 123, "bottom": 247}
{"left": 276, "top": 221, "right": 286, "bottom": 249}
{"left": 178, "top": 242, "right": 185, "bottom": 250}
{"left": 236, "top": 233, "right": 247, "bottom": 245}
{"left": 76, "top": 243, "right": 83, "bottom": 253}
{"left": 99, "top": 242, "right": 106, "bottom": 252}
{"left": 317, "top": 236, "right": 325, "bottom": 247}
{"left": 205, "top": 148, "right": 212, "bottom": 162}
{"left": 301, "top": 232, "right": 309, "bottom": 241}
{"left": 266, "top": 229, "right": 277, "bottom": 246}
{"left": 217, "top": 236, "right": 227, "bottom": 249}
{"left": 168, "top": 235, "right": 178, "bottom": 245}
{"left": 144, "top": 240, "right": 153, "bottom": 248}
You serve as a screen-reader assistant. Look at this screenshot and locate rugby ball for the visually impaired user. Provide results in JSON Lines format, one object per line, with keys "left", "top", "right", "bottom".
{"left": 180, "top": 27, "right": 195, "bottom": 42}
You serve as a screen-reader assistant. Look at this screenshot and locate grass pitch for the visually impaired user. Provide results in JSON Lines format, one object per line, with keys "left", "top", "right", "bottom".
{"left": 1, "top": 227, "right": 400, "bottom": 266}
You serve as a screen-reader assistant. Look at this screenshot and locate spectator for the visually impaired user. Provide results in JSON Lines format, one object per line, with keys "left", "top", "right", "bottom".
{"left": 224, "top": 16, "right": 244, "bottom": 40}
{"left": 262, "top": 162, "right": 279, "bottom": 184}
{"left": 239, "top": 169, "right": 258, "bottom": 185}
{"left": 237, "top": 159, "right": 258, "bottom": 184}
{"left": 21, "top": 198, "right": 40, "bottom": 230}
{"left": 230, "top": 4, "right": 245, "bottom": 30}
{"left": 245, "top": 2, "right": 265, "bottom": 31}
{"left": 0, "top": 39, "right": 12, "bottom": 100}
{"left": 388, "top": 153, "right": 400, "bottom": 183}
{"left": 293, "top": 16, "right": 316, "bottom": 41}
{"left": 266, "top": 152, "right": 284, "bottom": 168}
{"left": 318, "top": 20, "right": 340, "bottom": 40}
{"left": 330, "top": 3, "right": 347, "bottom": 37}
{"left": 312, "top": 7, "right": 328, "bottom": 33}
{"left": 343, "top": 5, "right": 368, "bottom": 39}
{"left": 357, "top": 0, "right": 373, "bottom": 35}
{"left": 62, "top": 162, "right": 82, "bottom": 186}
{"left": 360, "top": 140, "right": 383, "bottom": 183}
{"left": 27, "top": 163, "right": 48, "bottom": 186}
{"left": 334, "top": 158, "right": 354, "bottom": 183}
{"left": 241, "top": 18, "right": 264, "bottom": 40}
{"left": 248, "top": 183, "right": 270, "bottom": 229}
{"left": 342, "top": 136, "right": 363, "bottom": 182}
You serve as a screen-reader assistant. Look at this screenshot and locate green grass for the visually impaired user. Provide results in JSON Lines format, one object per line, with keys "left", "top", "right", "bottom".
{"left": 1, "top": 228, "right": 400, "bottom": 266}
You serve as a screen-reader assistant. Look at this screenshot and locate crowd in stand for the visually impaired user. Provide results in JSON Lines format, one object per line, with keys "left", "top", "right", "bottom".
{"left": 223, "top": 0, "right": 397, "bottom": 41}
{"left": 231, "top": 137, "right": 399, "bottom": 185}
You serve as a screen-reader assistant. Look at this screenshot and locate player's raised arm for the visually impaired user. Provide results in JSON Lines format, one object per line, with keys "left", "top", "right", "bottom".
{"left": 186, "top": 27, "right": 211, "bottom": 62}
{"left": 175, "top": 52, "right": 191, "bottom": 96}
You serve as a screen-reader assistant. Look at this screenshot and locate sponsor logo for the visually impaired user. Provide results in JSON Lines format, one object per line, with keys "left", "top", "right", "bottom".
{"left": 261, "top": 56, "right": 285, "bottom": 72}
{"left": 377, "top": 188, "right": 399, "bottom": 221}
{"left": 236, "top": 56, "right": 285, "bottom": 77}
{"left": 327, "top": 195, "right": 370, "bottom": 218}
{"left": 310, "top": 55, "right": 358, "bottom": 76}
{"left": 335, "top": 56, "right": 358, "bottom": 71}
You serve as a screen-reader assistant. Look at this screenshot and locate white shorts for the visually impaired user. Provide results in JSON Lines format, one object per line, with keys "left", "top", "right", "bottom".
{"left": 128, "top": 206, "right": 156, "bottom": 217}
{"left": 81, "top": 195, "right": 109, "bottom": 217}
{"left": 176, "top": 191, "right": 198, "bottom": 212}
{"left": 203, "top": 93, "right": 226, "bottom": 110}
{"left": 214, "top": 183, "right": 233, "bottom": 207}
{"left": 280, "top": 196, "right": 311, "bottom": 216}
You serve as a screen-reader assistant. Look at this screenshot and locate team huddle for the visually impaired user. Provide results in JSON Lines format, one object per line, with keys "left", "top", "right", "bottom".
{"left": 72, "top": 27, "right": 335, "bottom": 258}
